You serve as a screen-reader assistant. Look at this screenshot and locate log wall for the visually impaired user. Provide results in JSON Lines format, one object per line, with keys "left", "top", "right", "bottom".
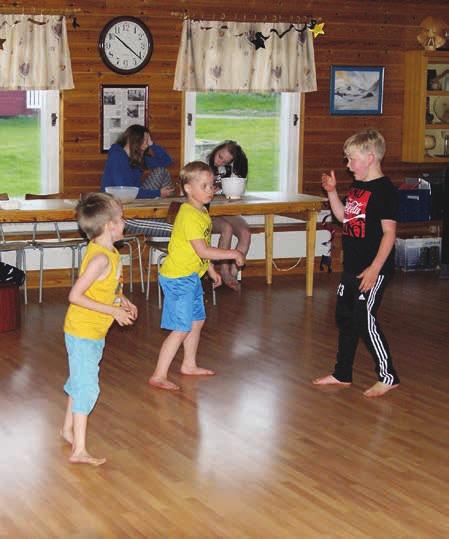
{"left": 2, "top": 0, "right": 449, "bottom": 195}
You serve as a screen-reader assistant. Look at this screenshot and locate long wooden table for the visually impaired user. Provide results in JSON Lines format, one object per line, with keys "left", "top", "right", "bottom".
{"left": 0, "top": 194, "right": 325, "bottom": 296}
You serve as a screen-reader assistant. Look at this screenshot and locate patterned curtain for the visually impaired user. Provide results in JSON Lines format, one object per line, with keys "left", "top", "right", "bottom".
{"left": 174, "top": 20, "right": 317, "bottom": 93}
{"left": 0, "top": 14, "right": 74, "bottom": 90}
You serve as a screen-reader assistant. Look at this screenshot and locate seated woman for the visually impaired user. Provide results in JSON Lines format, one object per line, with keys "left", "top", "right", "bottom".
{"left": 101, "top": 124, "right": 175, "bottom": 237}
{"left": 208, "top": 140, "right": 251, "bottom": 290}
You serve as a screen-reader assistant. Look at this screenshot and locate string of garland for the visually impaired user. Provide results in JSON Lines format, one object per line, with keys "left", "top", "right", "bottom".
{"left": 199, "top": 20, "right": 325, "bottom": 50}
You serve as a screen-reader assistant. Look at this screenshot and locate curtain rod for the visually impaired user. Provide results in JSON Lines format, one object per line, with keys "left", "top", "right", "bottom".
{"left": 170, "top": 10, "right": 315, "bottom": 24}
{"left": 0, "top": 6, "right": 82, "bottom": 15}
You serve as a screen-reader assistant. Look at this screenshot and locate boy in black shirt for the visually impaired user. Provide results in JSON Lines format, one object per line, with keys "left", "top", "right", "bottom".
{"left": 313, "top": 129, "right": 400, "bottom": 397}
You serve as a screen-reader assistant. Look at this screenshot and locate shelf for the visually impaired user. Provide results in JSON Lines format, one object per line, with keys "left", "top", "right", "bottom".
{"left": 425, "top": 123, "right": 449, "bottom": 129}
{"left": 427, "top": 91, "right": 449, "bottom": 96}
{"left": 422, "top": 156, "right": 449, "bottom": 162}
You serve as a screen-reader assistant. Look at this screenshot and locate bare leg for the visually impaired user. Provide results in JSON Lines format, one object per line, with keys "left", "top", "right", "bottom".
{"left": 69, "top": 412, "right": 106, "bottom": 466}
{"left": 213, "top": 216, "right": 250, "bottom": 290}
{"left": 60, "top": 396, "right": 74, "bottom": 445}
{"left": 312, "top": 374, "right": 351, "bottom": 386}
{"left": 149, "top": 330, "right": 187, "bottom": 390}
{"left": 213, "top": 217, "right": 234, "bottom": 284}
{"left": 363, "top": 381, "right": 399, "bottom": 398}
{"left": 223, "top": 216, "right": 251, "bottom": 278}
{"left": 180, "top": 320, "right": 215, "bottom": 376}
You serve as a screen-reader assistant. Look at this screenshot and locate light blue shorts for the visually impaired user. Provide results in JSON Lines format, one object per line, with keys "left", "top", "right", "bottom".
{"left": 159, "top": 273, "right": 205, "bottom": 332}
{"left": 64, "top": 333, "right": 105, "bottom": 415}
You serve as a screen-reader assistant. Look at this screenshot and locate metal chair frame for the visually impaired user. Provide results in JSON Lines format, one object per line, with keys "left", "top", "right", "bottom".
{"left": 24, "top": 194, "right": 87, "bottom": 303}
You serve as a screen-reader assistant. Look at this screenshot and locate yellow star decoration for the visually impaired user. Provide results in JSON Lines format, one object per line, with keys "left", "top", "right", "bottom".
{"left": 310, "top": 23, "right": 325, "bottom": 39}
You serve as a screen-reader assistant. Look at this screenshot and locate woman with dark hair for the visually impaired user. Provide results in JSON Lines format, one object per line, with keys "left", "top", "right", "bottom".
{"left": 101, "top": 124, "right": 175, "bottom": 237}
{"left": 208, "top": 140, "right": 251, "bottom": 290}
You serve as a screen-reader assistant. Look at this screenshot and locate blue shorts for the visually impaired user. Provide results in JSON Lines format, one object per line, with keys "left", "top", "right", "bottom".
{"left": 159, "top": 273, "right": 206, "bottom": 332}
{"left": 63, "top": 333, "right": 105, "bottom": 415}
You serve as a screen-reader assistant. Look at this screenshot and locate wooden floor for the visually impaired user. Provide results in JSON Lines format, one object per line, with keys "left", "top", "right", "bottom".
{"left": 1, "top": 272, "right": 448, "bottom": 538}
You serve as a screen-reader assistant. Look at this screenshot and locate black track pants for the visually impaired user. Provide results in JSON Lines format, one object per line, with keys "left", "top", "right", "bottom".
{"left": 332, "top": 272, "right": 400, "bottom": 385}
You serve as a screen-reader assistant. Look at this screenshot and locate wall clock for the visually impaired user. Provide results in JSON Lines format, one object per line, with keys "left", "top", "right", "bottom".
{"left": 98, "top": 16, "right": 153, "bottom": 75}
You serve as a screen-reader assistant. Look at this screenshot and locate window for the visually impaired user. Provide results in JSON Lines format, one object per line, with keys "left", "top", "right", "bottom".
{"left": 0, "top": 90, "right": 60, "bottom": 197}
{"left": 184, "top": 92, "right": 301, "bottom": 194}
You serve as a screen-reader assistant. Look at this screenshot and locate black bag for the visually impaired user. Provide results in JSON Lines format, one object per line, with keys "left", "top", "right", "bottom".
{"left": 0, "top": 262, "right": 25, "bottom": 286}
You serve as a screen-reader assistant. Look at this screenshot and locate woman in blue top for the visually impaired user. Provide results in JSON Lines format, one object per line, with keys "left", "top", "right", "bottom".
{"left": 101, "top": 124, "right": 175, "bottom": 237}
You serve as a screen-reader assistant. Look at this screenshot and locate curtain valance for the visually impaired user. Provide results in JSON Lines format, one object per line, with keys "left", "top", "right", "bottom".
{"left": 174, "top": 20, "right": 317, "bottom": 93}
{"left": 0, "top": 14, "right": 74, "bottom": 90}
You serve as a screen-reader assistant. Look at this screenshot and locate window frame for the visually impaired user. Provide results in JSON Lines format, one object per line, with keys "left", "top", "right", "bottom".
{"left": 183, "top": 91, "right": 303, "bottom": 196}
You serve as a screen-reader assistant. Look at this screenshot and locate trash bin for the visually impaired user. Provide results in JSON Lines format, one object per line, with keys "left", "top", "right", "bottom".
{"left": 0, "top": 283, "right": 20, "bottom": 332}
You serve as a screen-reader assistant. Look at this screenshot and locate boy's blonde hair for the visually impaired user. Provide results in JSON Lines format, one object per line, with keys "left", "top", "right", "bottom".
{"left": 343, "top": 129, "right": 386, "bottom": 161}
{"left": 76, "top": 192, "right": 121, "bottom": 240}
{"left": 180, "top": 161, "right": 212, "bottom": 195}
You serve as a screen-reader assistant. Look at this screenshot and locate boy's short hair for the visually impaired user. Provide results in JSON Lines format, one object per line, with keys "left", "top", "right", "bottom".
{"left": 343, "top": 129, "right": 386, "bottom": 161}
{"left": 76, "top": 192, "right": 121, "bottom": 240}
{"left": 179, "top": 161, "right": 212, "bottom": 194}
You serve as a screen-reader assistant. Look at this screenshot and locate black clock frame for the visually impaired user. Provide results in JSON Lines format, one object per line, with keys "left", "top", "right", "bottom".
{"left": 98, "top": 16, "right": 153, "bottom": 75}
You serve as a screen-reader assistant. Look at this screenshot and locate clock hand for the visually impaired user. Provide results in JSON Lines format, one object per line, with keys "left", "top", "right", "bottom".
{"left": 113, "top": 34, "right": 141, "bottom": 60}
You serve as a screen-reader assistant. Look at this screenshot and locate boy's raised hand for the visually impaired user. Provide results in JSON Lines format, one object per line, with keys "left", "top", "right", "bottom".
{"left": 322, "top": 170, "right": 337, "bottom": 192}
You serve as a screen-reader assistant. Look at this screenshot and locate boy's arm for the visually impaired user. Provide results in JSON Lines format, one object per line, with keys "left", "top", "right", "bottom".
{"left": 68, "top": 254, "right": 134, "bottom": 326}
{"left": 190, "top": 238, "right": 245, "bottom": 267}
{"left": 357, "top": 219, "right": 396, "bottom": 292}
{"left": 207, "top": 262, "right": 222, "bottom": 288}
{"left": 322, "top": 170, "right": 345, "bottom": 222}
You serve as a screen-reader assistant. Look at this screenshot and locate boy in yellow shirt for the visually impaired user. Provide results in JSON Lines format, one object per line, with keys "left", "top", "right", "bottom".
{"left": 149, "top": 161, "right": 245, "bottom": 390}
{"left": 61, "top": 193, "right": 137, "bottom": 465}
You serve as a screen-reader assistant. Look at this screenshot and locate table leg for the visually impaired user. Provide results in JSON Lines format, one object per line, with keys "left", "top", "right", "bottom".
{"left": 264, "top": 214, "right": 274, "bottom": 285}
{"left": 305, "top": 210, "right": 318, "bottom": 296}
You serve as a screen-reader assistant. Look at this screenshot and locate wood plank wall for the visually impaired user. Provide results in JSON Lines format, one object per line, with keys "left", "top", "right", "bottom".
{"left": 3, "top": 0, "right": 449, "bottom": 195}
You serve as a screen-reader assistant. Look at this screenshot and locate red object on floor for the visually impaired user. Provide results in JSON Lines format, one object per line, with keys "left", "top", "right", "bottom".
{"left": 0, "top": 283, "right": 21, "bottom": 332}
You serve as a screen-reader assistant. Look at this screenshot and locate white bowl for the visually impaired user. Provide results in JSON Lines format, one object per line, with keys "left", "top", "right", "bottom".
{"left": 105, "top": 186, "right": 139, "bottom": 203}
{"left": 221, "top": 176, "right": 247, "bottom": 199}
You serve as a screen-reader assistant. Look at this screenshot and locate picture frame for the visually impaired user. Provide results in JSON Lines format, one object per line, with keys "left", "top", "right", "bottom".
{"left": 100, "top": 84, "right": 149, "bottom": 152}
{"left": 330, "top": 66, "right": 384, "bottom": 115}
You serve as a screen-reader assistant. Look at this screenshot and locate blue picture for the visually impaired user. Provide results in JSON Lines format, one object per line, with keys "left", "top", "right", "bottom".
{"left": 330, "top": 66, "right": 384, "bottom": 115}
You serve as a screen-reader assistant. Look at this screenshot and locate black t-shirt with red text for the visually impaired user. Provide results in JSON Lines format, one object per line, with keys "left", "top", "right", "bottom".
{"left": 342, "top": 176, "right": 398, "bottom": 275}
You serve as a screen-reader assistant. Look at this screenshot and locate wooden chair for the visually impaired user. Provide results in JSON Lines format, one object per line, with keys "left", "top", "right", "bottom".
{"left": 0, "top": 194, "right": 28, "bottom": 303}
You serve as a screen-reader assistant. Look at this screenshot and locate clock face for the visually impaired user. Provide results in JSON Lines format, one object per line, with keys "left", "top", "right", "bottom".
{"left": 99, "top": 17, "right": 153, "bottom": 74}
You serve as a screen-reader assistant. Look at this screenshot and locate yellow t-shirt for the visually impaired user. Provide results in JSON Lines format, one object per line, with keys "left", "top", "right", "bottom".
{"left": 64, "top": 241, "right": 123, "bottom": 340}
{"left": 160, "top": 202, "right": 212, "bottom": 278}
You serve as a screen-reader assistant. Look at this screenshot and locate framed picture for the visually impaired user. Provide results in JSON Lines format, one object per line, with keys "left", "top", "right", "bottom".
{"left": 330, "top": 66, "right": 384, "bottom": 115}
{"left": 100, "top": 84, "right": 148, "bottom": 152}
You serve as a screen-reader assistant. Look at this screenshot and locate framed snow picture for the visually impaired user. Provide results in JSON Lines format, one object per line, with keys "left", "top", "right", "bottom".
{"left": 330, "top": 66, "right": 384, "bottom": 115}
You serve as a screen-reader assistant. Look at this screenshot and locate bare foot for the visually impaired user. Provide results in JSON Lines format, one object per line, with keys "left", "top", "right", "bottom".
{"left": 180, "top": 366, "right": 216, "bottom": 376}
{"left": 148, "top": 377, "right": 180, "bottom": 391}
{"left": 69, "top": 451, "right": 106, "bottom": 466}
{"left": 59, "top": 428, "right": 73, "bottom": 445}
{"left": 363, "top": 382, "right": 399, "bottom": 398}
{"left": 312, "top": 374, "right": 351, "bottom": 386}
{"left": 223, "top": 277, "right": 241, "bottom": 292}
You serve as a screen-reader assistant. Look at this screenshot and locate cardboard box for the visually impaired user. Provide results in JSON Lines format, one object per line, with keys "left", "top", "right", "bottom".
{"left": 395, "top": 237, "right": 441, "bottom": 271}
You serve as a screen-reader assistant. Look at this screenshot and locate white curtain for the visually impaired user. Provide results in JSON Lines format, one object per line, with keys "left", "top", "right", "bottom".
{"left": 174, "top": 20, "right": 317, "bottom": 93}
{"left": 0, "top": 14, "right": 74, "bottom": 90}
